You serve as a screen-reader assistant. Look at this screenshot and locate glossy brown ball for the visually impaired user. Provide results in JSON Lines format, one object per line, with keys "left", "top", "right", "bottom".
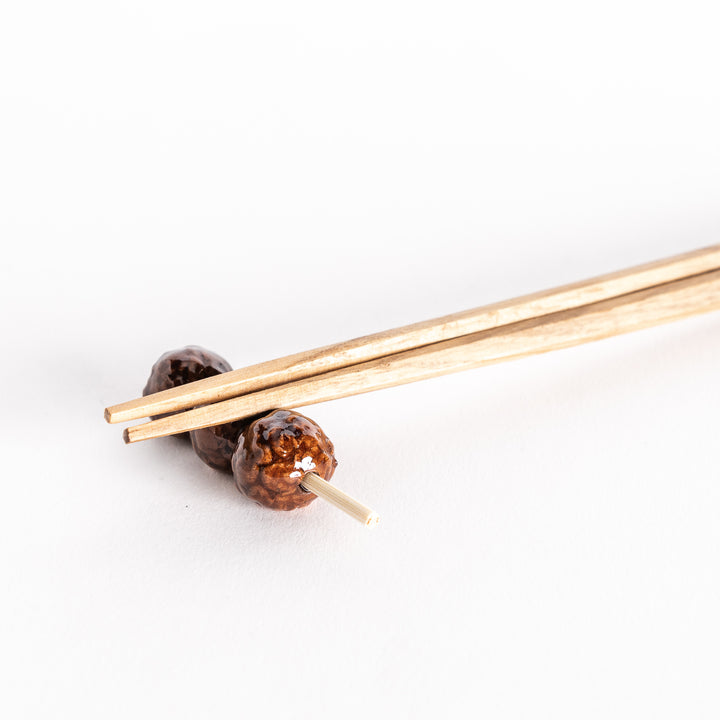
{"left": 232, "top": 410, "right": 338, "bottom": 511}
{"left": 143, "top": 345, "right": 232, "bottom": 396}
{"left": 190, "top": 418, "right": 259, "bottom": 473}
{"left": 143, "top": 345, "right": 232, "bottom": 438}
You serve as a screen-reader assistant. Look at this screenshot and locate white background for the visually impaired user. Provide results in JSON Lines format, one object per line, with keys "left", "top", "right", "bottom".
{"left": 1, "top": 2, "right": 719, "bottom": 718}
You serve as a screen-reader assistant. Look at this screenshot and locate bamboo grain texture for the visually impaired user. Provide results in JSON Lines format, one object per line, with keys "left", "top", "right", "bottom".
{"left": 300, "top": 472, "right": 380, "bottom": 527}
{"left": 106, "top": 244, "right": 720, "bottom": 424}
{"left": 124, "top": 268, "right": 720, "bottom": 443}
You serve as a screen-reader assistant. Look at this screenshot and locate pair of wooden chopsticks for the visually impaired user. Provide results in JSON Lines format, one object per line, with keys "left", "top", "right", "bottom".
{"left": 107, "top": 245, "right": 720, "bottom": 443}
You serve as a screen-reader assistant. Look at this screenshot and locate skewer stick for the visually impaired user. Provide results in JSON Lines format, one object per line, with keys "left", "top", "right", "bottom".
{"left": 300, "top": 472, "right": 380, "bottom": 527}
{"left": 105, "top": 245, "right": 720, "bottom": 424}
{"left": 124, "top": 268, "right": 720, "bottom": 443}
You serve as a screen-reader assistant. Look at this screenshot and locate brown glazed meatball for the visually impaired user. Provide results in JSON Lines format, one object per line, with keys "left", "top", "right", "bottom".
{"left": 190, "top": 418, "right": 260, "bottom": 473}
{"left": 143, "top": 345, "right": 232, "bottom": 397}
{"left": 233, "top": 409, "right": 338, "bottom": 510}
{"left": 143, "top": 345, "right": 232, "bottom": 438}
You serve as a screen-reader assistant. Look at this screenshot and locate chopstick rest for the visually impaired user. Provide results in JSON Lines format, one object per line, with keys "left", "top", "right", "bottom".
{"left": 130, "top": 346, "right": 380, "bottom": 526}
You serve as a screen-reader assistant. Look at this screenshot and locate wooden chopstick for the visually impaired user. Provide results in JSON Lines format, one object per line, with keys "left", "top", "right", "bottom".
{"left": 123, "top": 268, "right": 720, "bottom": 443}
{"left": 106, "top": 245, "right": 720, "bottom": 424}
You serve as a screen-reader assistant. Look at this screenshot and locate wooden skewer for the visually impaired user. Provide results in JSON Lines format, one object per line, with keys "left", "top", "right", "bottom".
{"left": 124, "top": 268, "right": 720, "bottom": 443}
{"left": 105, "top": 245, "right": 720, "bottom": 424}
{"left": 300, "top": 472, "right": 379, "bottom": 527}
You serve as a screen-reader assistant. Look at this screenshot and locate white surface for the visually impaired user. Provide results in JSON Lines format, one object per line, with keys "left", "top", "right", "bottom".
{"left": 1, "top": 2, "right": 719, "bottom": 718}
